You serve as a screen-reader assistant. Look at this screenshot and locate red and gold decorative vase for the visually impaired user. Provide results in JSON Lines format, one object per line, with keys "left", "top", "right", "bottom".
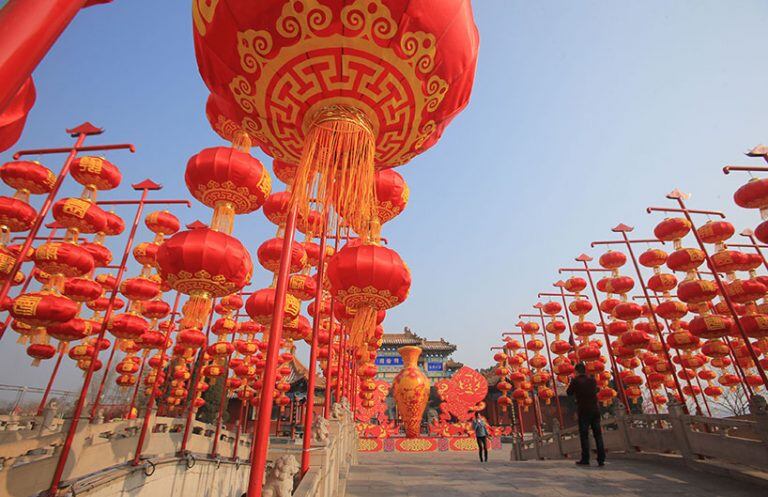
{"left": 392, "top": 346, "right": 430, "bottom": 438}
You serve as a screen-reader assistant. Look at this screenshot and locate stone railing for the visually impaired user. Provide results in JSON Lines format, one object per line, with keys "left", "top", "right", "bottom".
{"left": 0, "top": 401, "right": 358, "bottom": 497}
{"left": 513, "top": 395, "right": 768, "bottom": 477}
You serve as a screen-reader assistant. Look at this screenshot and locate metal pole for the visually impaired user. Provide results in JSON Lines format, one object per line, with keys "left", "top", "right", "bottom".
{"left": 36, "top": 347, "right": 65, "bottom": 416}
{"left": 211, "top": 316, "right": 241, "bottom": 458}
{"left": 179, "top": 307, "right": 216, "bottom": 454}
{"left": 301, "top": 214, "right": 329, "bottom": 475}
{"left": 131, "top": 292, "right": 181, "bottom": 465}
{"left": 574, "top": 258, "right": 632, "bottom": 412}
{"left": 49, "top": 183, "right": 152, "bottom": 494}
{"left": 126, "top": 355, "right": 146, "bottom": 418}
{"left": 535, "top": 308, "right": 564, "bottom": 427}
{"left": 323, "top": 221, "right": 342, "bottom": 418}
{"left": 246, "top": 205, "right": 299, "bottom": 497}
{"left": 616, "top": 229, "right": 689, "bottom": 413}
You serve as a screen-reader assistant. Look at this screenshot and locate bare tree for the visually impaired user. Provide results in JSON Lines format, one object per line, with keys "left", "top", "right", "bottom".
{"left": 709, "top": 387, "right": 749, "bottom": 417}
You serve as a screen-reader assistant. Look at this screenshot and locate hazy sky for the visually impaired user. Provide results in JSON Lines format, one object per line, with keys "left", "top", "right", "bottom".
{"left": 2, "top": 1, "right": 768, "bottom": 397}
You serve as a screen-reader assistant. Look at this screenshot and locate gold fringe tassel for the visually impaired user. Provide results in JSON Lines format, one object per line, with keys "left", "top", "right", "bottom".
{"left": 348, "top": 306, "right": 378, "bottom": 349}
{"left": 290, "top": 105, "right": 377, "bottom": 241}
{"left": 180, "top": 292, "right": 212, "bottom": 330}
{"left": 211, "top": 201, "right": 235, "bottom": 234}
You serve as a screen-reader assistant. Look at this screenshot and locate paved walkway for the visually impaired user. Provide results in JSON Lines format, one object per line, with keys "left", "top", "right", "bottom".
{"left": 346, "top": 450, "right": 763, "bottom": 497}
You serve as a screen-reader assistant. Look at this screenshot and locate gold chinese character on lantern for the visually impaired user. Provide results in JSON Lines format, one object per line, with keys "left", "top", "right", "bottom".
{"left": 78, "top": 156, "right": 104, "bottom": 174}
{"left": 13, "top": 295, "right": 41, "bottom": 317}
{"left": 62, "top": 198, "right": 90, "bottom": 219}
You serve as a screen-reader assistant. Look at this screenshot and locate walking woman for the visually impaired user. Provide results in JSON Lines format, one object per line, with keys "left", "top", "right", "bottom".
{"left": 471, "top": 411, "right": 489, "bottom": 462}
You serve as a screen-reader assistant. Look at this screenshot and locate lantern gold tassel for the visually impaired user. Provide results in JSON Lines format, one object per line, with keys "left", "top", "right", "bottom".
{"left": 348, "top": 306, "right": 378, "bottom": 349}
{"left": 291, "top": 105, "right": 376, "bottom": 241}
{"left": 211, "top": 201, "right": 236, "bottom": 234}
{"left": 181, "top": 292, "right": 212, "bottom": 330}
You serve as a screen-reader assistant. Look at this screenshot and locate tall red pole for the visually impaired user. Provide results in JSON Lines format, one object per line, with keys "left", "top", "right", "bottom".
{"left": 211, "top": 312, "right": 242, "bottom": 458}
{"left": 336, "top": 329, "right": 347, "bottom": 401}
{"left": 131, "top": 292, "right": 181, "bottom": 466}
{"left": 49, "top": 182, "right": 153, "bottom": 495}
{"left": 0, "top": 124, "right": 110, "bottom": 307}
{"left": 36, "top": 346, "right": 65, "bottom": 416}
{"left": 612, "top": 228, "right": 689, "bottom": 413}
{"left": 246, "top": 206, "right": 298, "bottom": 497}
{"left": 322, "top": 222, "right": 342, "bottom": 418}
{"left": 571, "top": 257, "right": 632, "bottom": 412}
{"left": 533, "top": 307, "right": 565, "bottom": 427}
{"left": 231, "top": 397, "right": 246, "bottom": 461}
{"left": 126, "top": 355, "right": 146, "bottom": 418}
{"left": 179, "top": 306, "right": 216, "bottom": 454}
{"left": 300, "top": 214, "right": 329, "bottom": 475}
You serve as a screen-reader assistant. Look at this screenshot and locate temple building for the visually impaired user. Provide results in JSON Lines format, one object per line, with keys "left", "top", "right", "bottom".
{"left": 375, "top": 327, "right": 462, "bottom": 381}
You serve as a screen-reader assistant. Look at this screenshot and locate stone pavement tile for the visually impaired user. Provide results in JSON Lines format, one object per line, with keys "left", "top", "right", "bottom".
{"left": 347, "top": 451, "right": 763, "bottom": 497}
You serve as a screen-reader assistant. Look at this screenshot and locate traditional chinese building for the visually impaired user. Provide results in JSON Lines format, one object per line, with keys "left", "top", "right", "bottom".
{"left": 375, "top": 327, "right": 461, "bottom": 381}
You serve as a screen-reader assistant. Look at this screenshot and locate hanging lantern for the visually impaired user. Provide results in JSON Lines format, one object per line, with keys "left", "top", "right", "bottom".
{"left": 185, "top": 147, "right": 271, "bottom": 233}
{"left": 257, "top": 237, "right": 306, "bottom": 273}
{"left": 245, "top": 287, "right": 301, "bottom": 325}
{"left": 10, "top": 292, "right": 78, "bottom": 327}
{"left": 326, "top": 244, "right": 410, "bottom": 347}
{"left": 157, "top": 224, "right": 253, "bottom": 329}
{"left": 195, "top": 0, "right": 479, "bottom": 239}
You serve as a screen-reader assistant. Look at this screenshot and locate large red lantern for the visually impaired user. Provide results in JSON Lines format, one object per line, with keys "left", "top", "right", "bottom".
{"left": 245, "top": 287, "right": 301, "bottom": 325}
{"left": 195, "top": 0, "right": 479, "bottom": 239}
{"left": 257, "top": 237, "right": 306, "bottom": 273}
{"left": 326, "top": 244, "right": 410, "bottom": 347}
{"left": 157, "top": 225, "right": 253, "bottom": 328}
{"left": 70, "top": 156, "right": 122, "bottom": 198}
{"left": 0, "top": 161, "right": 55, "bottom": 199}
{"left": 10, "top": 292, "right": 78, "bottom": 327}
{"left": 185, "top": 147, "right": 271, "bottom": 233}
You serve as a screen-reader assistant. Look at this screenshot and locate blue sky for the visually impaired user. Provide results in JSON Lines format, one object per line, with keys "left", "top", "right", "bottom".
{"left": 2, "top": 1, "right": 768, "bottom": 396}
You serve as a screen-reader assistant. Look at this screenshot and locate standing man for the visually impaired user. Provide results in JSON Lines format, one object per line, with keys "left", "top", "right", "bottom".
{"left": 566, "top": 363, "right": 605, "bottom": 466}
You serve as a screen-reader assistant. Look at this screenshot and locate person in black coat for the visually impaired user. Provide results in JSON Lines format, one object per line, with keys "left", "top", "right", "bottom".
{"left": 566, "top": 362, "right": 606, "bottom": 466}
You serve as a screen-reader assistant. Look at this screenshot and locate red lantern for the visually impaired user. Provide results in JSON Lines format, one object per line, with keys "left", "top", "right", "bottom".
{"left": 564, "top": 277, "right": 587, "bottom": 293}
{"left": 48, "top": 318, "right": 93, "bottom": 343}
{"left": 11, "top": 292, "right": 78, "bottom": 327}
{"left": 374, "top": 169, "right": 409, "bottom": 224}
{"left": 70, "top": 156, "right": 122, "bottom": 195}
{"left": 257, "top": 237, "right": 306, "bottom": 273}
{"left": 677, "top": 279, "right": 718, "bottom": 304}
{"left": 639, "top": 249, "right": 667, "bottom": 268}
{"left": 245, "top": 287, "right": 301, "bottom": 325}
{"left": 63, "top": 277, "right": 102, "bottom": 302}
{"left": 27, "top": 343, "right": 56, "bottom": 366}
{"left": 52, "top": 197, "right": 108, "bottom": 235}
{"left": 195, "top": 0, "right": 479, "bottom": 239}
{"left": 647, "top": 273, "right": 677, "bottom": 294}
{"left": 667, "top": 248, "right": 705, "bottom": 272}
{"left": 108, "top": 313, "right": 149, "bottom": 340}
{"left": 734, "top": 178, "right": 768, "bottom": 209}
{"left": 0, "top": 161, "right": 55, "bottom": 197}
{"left": 120, "top": 276, "right": 161, "bottom": 302}
{"left": 33, "top": 242, "right": 95, "bottom": 279}
{"left": 145, "top": 210, "right": 181, "bottom": 238}
{"left": 598, "top": 250, "right": 626, "bottom": 269}
{"left": 157, "top": 226, "right": 253, "bottom": 328}
{"left": 654, "top": 218, "right": 692, "bottom": 242}
{"left": 185, "top": 147, "right": 271, "bottom": 232}
{"left": 326, "top": 244, "right": 410, "bottom": 346}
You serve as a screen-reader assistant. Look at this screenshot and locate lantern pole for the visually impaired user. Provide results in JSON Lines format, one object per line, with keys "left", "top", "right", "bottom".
{"left": 247, "top": 205, "right": 299, "bottom": 497}
{"left": 231, "top": 394, "right": 246, "bottom": 461}
{"left": 48, "top": 180, "right": 163, "bottom": 495}
{"left": 126, "top": 354, "right": 147, "bottom": 418}
{"left": 520, "top": 310, "right": 565, "bottom": 427}
{"left": 648, "top": 191, "right": 768, "bottom": 388}
{"left": 336, "top": 328, "right": 348, "bottom": 401}
{"left": 88, "top": 191, "right": 191, "bottom": 421}
{"left": 211, "top": 310, "right": 243, "bottom": 458}
{"left": 179, "top": 303, "right": 217, "bottom": 455}
{"left": 559, "top": 258, "right": 632, "bottom": 413}
{"left": 508, "top": 326, "right": 543, "bottom": 435}
{"left": 300, "top": 212, "right": 329, "bottom": 475}
{"left": 36, "top": 346, "right": 66, "bottom": 416}
{"left": 131, "top": 291, "right": 181, "bottom": 466}
{"left": 323, "top": 221, "right": 342, "bottom": 418}
{"left": 591, "top": 226, "right": 689, "bottom": 413}
{"left": 0, "top": 124, "right": 134, "bottom": 309}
